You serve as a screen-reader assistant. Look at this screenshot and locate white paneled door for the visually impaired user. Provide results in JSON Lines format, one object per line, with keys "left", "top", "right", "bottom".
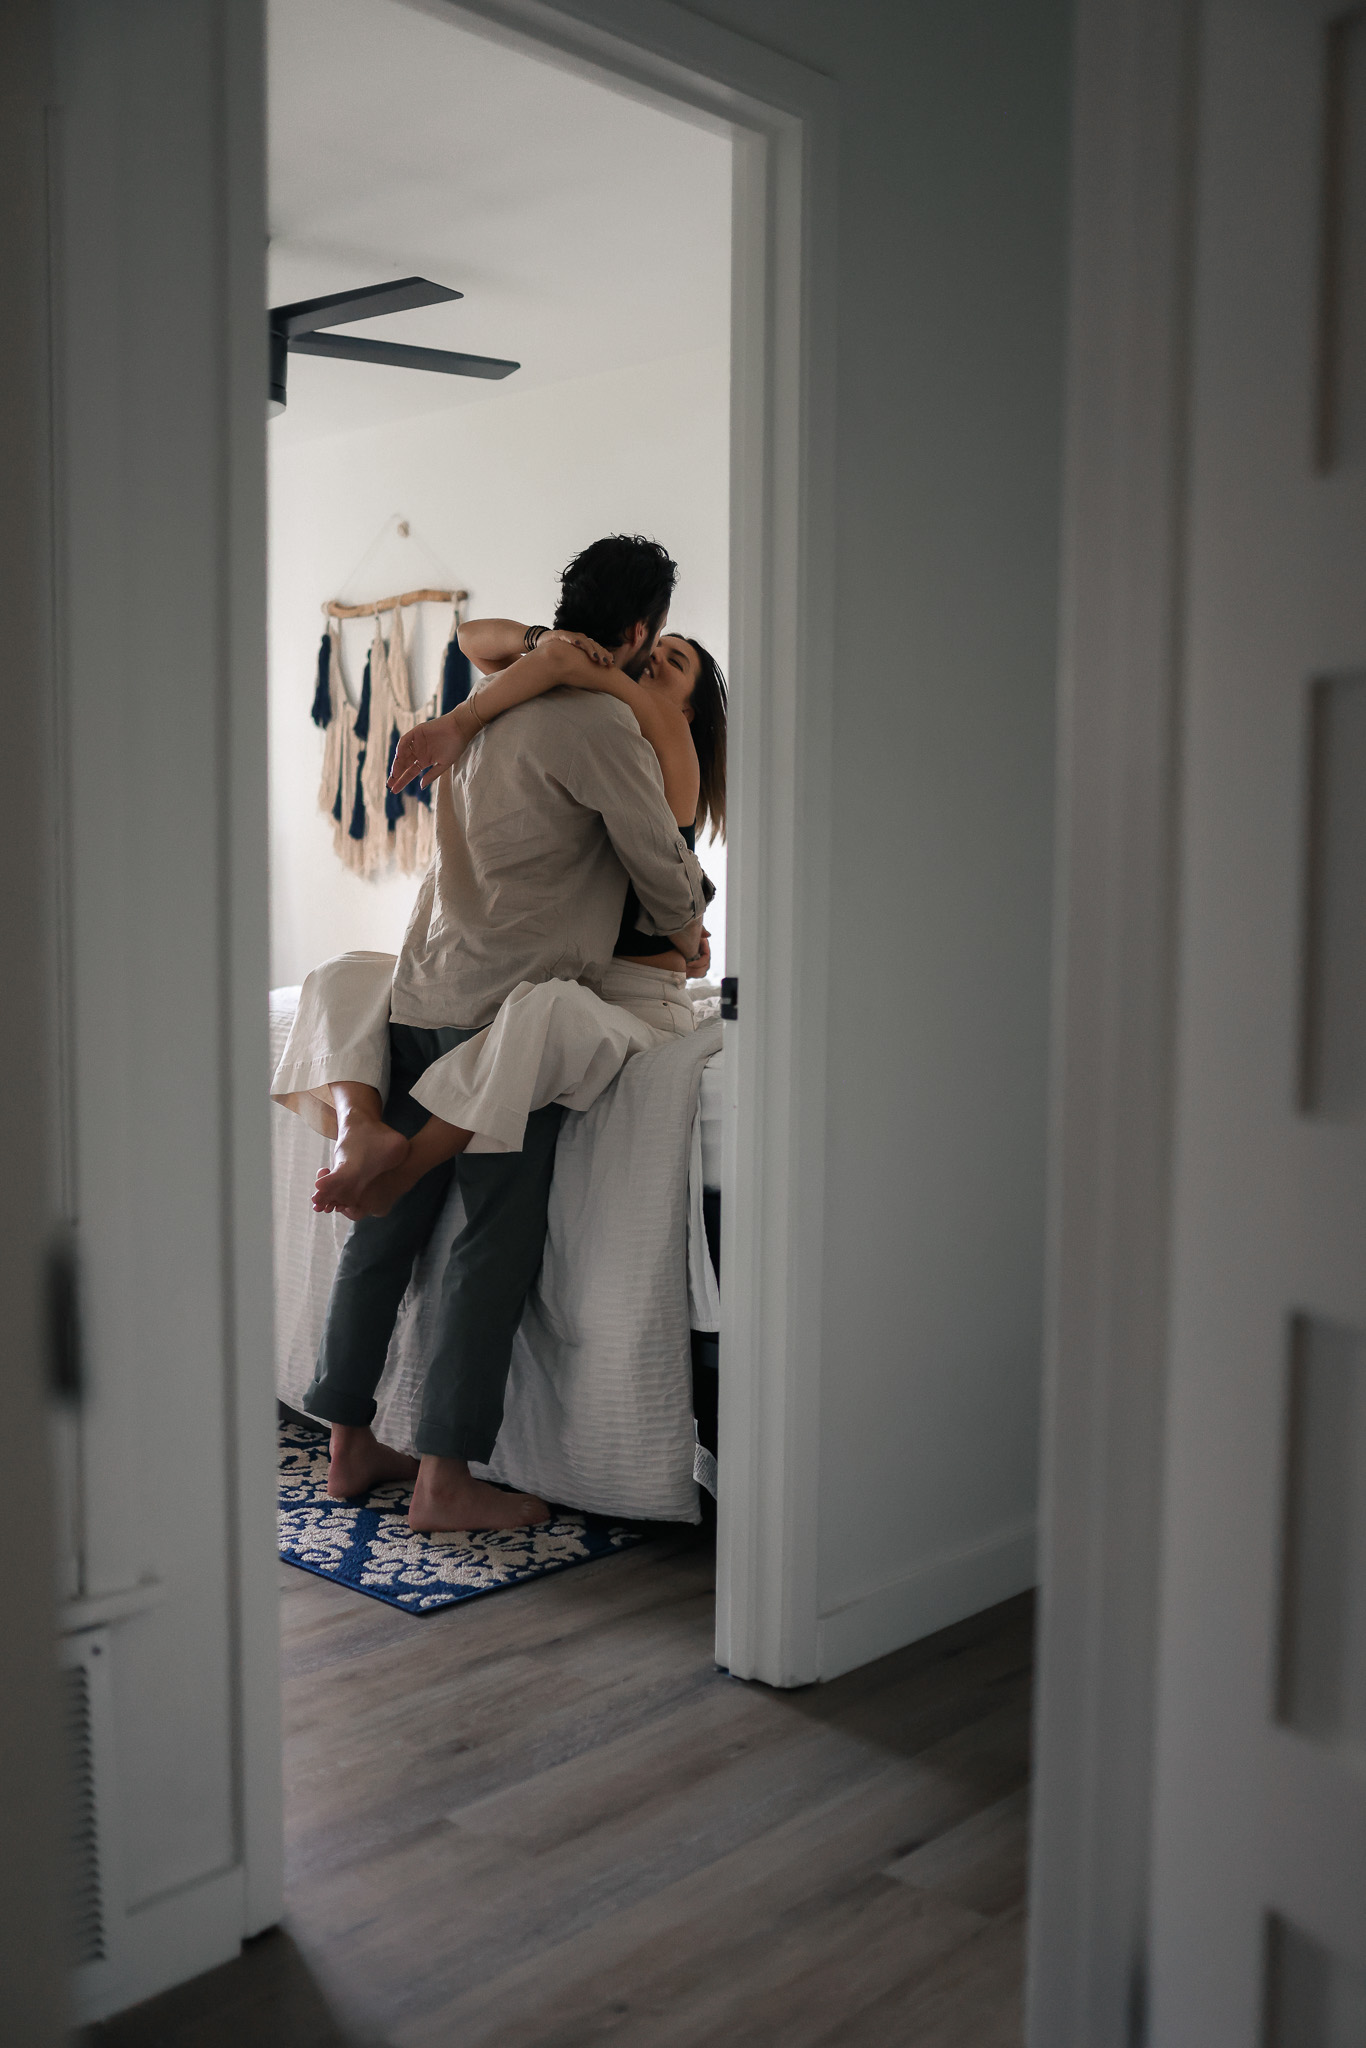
{"left": 1149, "top": 0, "right": 1366, "bottom": 2039}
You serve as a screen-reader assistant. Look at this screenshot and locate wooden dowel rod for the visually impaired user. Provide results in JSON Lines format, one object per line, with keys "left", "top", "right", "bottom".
{"left": 325, "top": 587, "right": 468, "bottom": 619}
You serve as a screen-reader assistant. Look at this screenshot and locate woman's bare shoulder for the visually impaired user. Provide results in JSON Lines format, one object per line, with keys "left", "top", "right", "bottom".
{"left": 539, "top": 689, "right": 640, "bottom": 732}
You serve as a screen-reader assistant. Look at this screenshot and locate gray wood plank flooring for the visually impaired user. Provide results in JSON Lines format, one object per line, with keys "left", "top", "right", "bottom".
{"left": 88, "top": 1532, "right": 1033, "bottom": 2047}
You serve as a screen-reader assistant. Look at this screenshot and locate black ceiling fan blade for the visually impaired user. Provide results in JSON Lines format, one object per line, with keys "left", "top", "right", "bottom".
{"left": 288, "top": 332, "right": 520, "bottom": 380}
{"left": 271, "top": 276, "right": 462, "bottom": 340}
{"left": 266, "top": 276, "right": 517, "bottom": 412}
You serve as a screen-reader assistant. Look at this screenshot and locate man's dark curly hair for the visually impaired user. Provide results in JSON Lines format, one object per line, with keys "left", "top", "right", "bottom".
{"left": 553, "top": 534, "right": 678, "bottom": 649}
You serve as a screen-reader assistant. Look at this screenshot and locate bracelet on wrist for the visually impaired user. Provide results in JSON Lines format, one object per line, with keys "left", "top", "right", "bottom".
{"left": 524, "top": 623, "right": 548, "bottom": 651}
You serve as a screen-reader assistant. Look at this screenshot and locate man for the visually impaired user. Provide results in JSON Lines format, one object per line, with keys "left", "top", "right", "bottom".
{"left": 301, "top": 535, "right": 707, "bottom": 1532}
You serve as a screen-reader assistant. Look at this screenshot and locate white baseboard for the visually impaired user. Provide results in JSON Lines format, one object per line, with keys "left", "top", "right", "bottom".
{"left": 74, "top": 1866, "right": 246, "bottom": 2027}
{"left": 816, "top": 1518, "right": 1038, "bottom": 1680}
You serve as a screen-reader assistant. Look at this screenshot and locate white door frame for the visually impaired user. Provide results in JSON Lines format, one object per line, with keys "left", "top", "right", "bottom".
{"left": 413, "top": 0, "right": 840, "bottom": 1685}
{"left": 1026, "top": 0, "right": 1195, "bottom": 2040}
{"left": 49, "top": 1, "right": 280, "bottom": 2011}
{"left": 1, "top": 4, "right": 79, "bottom": 2039}
{"left": 7, "top": 0, "right": 835, "bottom": 2025}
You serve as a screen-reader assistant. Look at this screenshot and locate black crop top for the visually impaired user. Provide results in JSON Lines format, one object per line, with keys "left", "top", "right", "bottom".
{"left": 615, "top": 823, "right": 713, "bottom": 959}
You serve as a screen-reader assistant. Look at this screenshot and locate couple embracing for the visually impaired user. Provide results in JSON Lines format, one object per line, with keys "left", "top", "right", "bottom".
{"left": 272, "top": 534, "right": 727, "bottom": 1534}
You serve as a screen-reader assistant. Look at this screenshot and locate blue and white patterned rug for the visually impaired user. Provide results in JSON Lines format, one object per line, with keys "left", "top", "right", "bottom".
{"left": 278, "top": 1420, "right": 647, "bottom": 1614}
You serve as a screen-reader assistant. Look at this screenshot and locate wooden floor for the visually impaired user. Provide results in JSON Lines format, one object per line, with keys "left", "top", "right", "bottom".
{"left": 90, "top": 1532, "right": 1033, "bottom": 2047}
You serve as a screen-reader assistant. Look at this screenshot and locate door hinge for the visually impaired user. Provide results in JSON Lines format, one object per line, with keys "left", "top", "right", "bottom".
{"left": 47, "top": 1223, "right": 84, "bottom": 1403}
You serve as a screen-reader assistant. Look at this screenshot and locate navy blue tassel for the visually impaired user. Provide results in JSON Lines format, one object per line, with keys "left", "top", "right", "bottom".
{"left": 311, "top": 632, "right": 332, "bottom": 727}
{"left": 385, "top": 724, "right": 405, "bottom": 829}
{"left": 348, "top": 658, "right": 372, "bottom": 841}
{"left": 440, "top": 635, "right": 471, "bottom": 714}
{"left": 314, "top": 630, "right": 343, "bottom": 819}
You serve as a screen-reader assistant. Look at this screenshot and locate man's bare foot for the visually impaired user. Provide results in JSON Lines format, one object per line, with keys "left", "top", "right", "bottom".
{"left": 313, "top": 1121, "right": 409, "bottom": 1212}
{"left": 326, "top": 1424, "right": 420, "bottom": 1499}
{"left": 408, "top": 1455, "right": 551, "bottom": 1533}
{"left": 345, "top": 1152, "right": 430, "bottom": 1220}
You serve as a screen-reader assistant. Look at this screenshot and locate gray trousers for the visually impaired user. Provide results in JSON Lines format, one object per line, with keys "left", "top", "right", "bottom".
{"left": 303, "top": 1022, "right": 564, "bottom": 1462}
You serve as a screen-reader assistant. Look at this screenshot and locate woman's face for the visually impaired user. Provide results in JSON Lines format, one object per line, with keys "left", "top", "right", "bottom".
{"left": 643, "top": 633, "right": 700, "bottom": 719}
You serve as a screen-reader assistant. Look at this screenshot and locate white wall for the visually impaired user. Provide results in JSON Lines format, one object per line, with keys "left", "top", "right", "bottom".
{"left": 671, "top": 0, "right": 1071, "bottom": 1674}
{"left": 268, "top": 346, "right": 729, "bottom": 988}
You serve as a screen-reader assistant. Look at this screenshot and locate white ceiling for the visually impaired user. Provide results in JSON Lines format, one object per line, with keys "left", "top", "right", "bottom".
{"left": 267, "top": 0, "right": 732, "bottom": 445}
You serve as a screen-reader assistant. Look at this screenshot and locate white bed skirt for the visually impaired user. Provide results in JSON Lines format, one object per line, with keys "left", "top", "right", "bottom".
{"left": 269, "top": 987, "right": 721, "bottom": 1523}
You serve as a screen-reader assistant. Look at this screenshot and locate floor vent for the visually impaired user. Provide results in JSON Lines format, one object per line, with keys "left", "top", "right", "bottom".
{"left": 61, "top": 1630, "right": 111, "bottom": 1971}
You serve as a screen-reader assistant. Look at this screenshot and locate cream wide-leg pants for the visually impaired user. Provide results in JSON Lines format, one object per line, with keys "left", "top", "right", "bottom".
{"left": 271, "top": 952, "right": 695, "bottom": 1154}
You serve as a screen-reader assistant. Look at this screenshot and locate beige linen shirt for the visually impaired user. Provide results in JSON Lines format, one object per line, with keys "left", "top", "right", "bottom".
{"left": 390, "top": 688, "right": 706, "bottom": 1031}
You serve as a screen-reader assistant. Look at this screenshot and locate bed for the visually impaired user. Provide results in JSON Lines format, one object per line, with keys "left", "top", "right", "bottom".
{"left": 270, "top": 986, "right": 724, "bottom": 1522}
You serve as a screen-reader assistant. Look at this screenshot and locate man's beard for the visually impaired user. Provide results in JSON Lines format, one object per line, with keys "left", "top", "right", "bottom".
{"left": 623, "top": 638, "right": 655, "bottom": 681}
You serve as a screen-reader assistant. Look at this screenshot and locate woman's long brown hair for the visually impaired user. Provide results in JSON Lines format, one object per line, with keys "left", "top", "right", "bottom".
{"left": 686, "top": 638, "right": 727, "bottom": 842}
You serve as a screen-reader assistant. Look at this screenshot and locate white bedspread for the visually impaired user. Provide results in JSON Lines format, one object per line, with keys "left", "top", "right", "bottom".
{"left": 269, "top": 989, "right": 721, "bottom": 1523}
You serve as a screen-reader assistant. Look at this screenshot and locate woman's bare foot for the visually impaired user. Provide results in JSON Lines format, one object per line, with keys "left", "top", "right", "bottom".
{"left": 326, "top": 1424, "right": 420, "bottom": 1499}
{"left": 408, "top": 1455, "right": 551, "bottom": 1532}
{"left": 345, "top": 1153, "right": 429, "bottom": 1220}
{"left": 338, "top": 1114, "right": 475, "bottom": 1221}
{"left": 313, "top": 1121, "right": 409, "bottom": 1213}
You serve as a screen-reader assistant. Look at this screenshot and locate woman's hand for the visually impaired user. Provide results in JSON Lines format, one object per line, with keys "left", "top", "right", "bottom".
{"left": 388, "top": 703, "right": 478, "bottom": 795}
{"left": 543, "top": 630, "right": 612, "bottom": 666}
{"left": 685, "top": 930, "right": 712, "bottom": 981}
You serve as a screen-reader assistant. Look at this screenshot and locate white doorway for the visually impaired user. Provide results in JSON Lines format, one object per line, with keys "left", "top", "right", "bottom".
{"left": 264, "top": 0, "right": 735, "bottom": 1699}
{"left": 260, "top": 0, "right": 830, "bottom": 1683}
{"left": 41, "top": 0, "right": 836, "bottom": 2022}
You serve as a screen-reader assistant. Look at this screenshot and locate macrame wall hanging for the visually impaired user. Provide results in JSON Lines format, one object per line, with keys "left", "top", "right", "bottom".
{"left": 310, "top": 520, "right": 473, "bottom": 877}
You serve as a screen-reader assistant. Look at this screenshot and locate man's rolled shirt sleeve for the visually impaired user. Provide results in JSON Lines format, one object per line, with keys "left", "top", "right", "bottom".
{"left": 562, "top": 717, "right": 706, "bottom": 938}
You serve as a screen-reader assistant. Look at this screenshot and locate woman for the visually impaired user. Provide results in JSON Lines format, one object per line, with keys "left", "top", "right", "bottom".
{"left": 271, "top": 617, "right": 727, "bottom": 1220}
